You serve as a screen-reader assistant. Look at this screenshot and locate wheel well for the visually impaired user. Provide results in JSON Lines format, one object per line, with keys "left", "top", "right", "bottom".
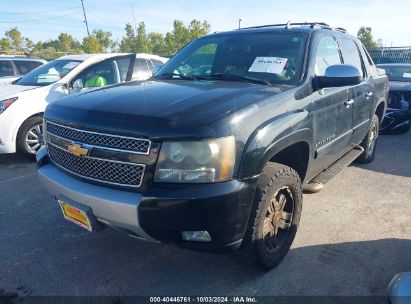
{"left": 15, "top": 113, "right": 43, "bottom": 140}
{"left": 375, "top": 102, "right": 385, "bottom": 124}
{"left": 269, "top": 142, "right": 309, "bottom": 182}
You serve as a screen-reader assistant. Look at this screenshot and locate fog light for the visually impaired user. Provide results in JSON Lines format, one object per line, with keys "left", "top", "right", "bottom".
{"left": 181, "top": 231, "right": 212, "bottom": 242}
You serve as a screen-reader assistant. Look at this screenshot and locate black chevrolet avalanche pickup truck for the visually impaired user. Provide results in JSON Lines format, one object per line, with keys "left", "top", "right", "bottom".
{"left": 37, "top": 23, "right": 388, "bottom": 270}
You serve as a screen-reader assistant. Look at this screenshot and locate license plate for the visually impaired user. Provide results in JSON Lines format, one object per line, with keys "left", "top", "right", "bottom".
{"left": 58, "top": 200, "right": 93, "bottom": 232}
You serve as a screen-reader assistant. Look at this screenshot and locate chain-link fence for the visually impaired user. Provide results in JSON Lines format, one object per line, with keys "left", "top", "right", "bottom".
{"left": 368, "top": 47, "right": 411, "bottom": 64}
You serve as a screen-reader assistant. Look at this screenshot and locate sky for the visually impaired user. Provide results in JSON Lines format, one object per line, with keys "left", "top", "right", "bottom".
{"left": 0, "top": 0, "right": 410, "bottom": 47}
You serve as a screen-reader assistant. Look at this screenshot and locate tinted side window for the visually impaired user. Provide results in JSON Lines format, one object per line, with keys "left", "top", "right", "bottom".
{"left": 14, "top": 61, "right": 43, "bottom": 75}
{"left": 339, "top": 38, "right": 364, "bottom": 77}
{"left": 315, "top": 37, "right": 342, "bottom": 76}
{"left": 0, "top": 60, "right": 15, "bottom": 77}
{"left": 134, "top": 58, "right": 149, "bottom": 73}
{"left": 151, "top": 59, "right": 164, "bottom": 67}
{"left": 73, "top": 56, "right": 132, "bottom": 88}
{"left": 361, "top": 46, "right": 375, "bottom": 66}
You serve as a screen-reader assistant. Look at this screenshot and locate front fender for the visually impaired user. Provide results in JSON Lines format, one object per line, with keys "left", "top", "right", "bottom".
{"left": 238, "top": 110, "right": 313, "bottom": 179}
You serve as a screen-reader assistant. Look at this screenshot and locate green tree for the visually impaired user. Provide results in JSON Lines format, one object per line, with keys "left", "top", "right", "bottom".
{"left": 24, "top": 38, "right": 34, "bottom": 51}
{"left": 5, "top": 27, "right": 23, "bottom": 51}
{"left": 119, "top": 23, "right": 137, "bottom": 52}
{"left": 82, "top": 35, "right": 103, "bottom": 53}
{"left": 57, "top": 33, "right": 80, "bottom": 52}
{"left": 0, "top": 38, "right": 11, "bottom": 51}
{"left": 164, "top": 19, "right": 210, "bottom": 55}
{"left": 135, "top": 22, "right": 151, "bottom": 53}
{"left": 148, "top": 32, "right": 167, "bottom": 55}
{"left": 92, "top": 29, "right": 116, "bottom": 52}
{"left": 188, "top": 20, "right": 210, "bottom": 40}
{"left": 357, "top": 27, "right": 378, "bottom": 49}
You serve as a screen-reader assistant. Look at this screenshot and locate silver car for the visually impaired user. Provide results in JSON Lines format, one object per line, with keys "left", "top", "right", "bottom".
{"left": 0, "top": 56, "right": 47, "bottom": 85}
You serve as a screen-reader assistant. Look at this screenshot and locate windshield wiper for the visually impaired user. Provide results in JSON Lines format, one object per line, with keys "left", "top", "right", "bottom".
{"left": 154, "top": 72, "right": 198, "bottom": 81}
{"left": 204, "top": 73, "right": 271, "bottom": 86}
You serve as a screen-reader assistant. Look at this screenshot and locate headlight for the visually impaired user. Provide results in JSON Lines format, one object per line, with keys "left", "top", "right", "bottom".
{"left": 0, "top": 97, "right": 18, "bottom": 114}
{"left": 154, "top": 136, "right": 235, "bottom": 183}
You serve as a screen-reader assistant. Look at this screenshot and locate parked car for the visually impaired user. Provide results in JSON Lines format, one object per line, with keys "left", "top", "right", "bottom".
{"left": 133, "top": 53, "right": 168, "bottom": 80}
{"left": 0, "top": 53, "right": 166, "bottom": 156}
{"left": 37, "top": 22, "right": 388, "bottom": 270}
{"left": 0, "top": 55, "right": 46, "bottom": 85}
{"left": 377, "top": 63, "right": 411, "bottom": 134}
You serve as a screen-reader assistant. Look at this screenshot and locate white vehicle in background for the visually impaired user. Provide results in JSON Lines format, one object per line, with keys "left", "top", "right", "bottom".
{"left": 0, "top": 52, "right": 167, "bottom": 156}
{"left": 0, "top": 56, "right": 47, "bottom": 85}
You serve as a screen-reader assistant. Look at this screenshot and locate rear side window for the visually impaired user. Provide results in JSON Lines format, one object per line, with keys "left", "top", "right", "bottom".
{"left": 14, "top": 60, "right": 43, "bottom": 75}
{"left": 314, "top": 37, "right": 342, "bottom": 76}
{"left": 0, "top": 60, "right": 15, "bottom": 77}
{"left": 339, "top": 38, "right": 364, "bottom": 77}
{"left": 151, "top": 59, "right": 164, "bottom": 67}
{"left": 362, "top": 46, "right": 375, "bottom": 66}
{"left": 134, "top": 58, "right": 149, "bottom": 73}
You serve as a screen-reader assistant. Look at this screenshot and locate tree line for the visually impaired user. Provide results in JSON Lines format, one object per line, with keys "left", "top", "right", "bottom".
{"left": 0, "top": 19, "right": 210, "bottom": 60}
{"left": 0, "top": 22, "right": 382, "bottom": 61}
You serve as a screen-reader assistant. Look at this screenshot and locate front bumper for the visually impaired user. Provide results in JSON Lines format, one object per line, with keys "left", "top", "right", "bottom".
{"left": 0, "top": 140, "right": 16, "bottom": 154}
{"left": 37, "top": 151, "right": 258, "bottom": 252}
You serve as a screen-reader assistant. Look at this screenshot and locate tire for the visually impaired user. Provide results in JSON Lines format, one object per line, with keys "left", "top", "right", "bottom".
{"left": 233, "top": 162, "right": 303, "bottom": 270}
{"left": 16, "top": 116, "right": 44, "bottom": 158}
{"left": 356, "top": 114, "right": 379, "bottom": 164}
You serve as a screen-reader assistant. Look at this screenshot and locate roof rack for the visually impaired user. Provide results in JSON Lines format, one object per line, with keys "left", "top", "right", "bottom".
{"left": 239, "top": 22, "right": 330, "bottom": 30}
{"left": 239, "top": 22, "right": 347, "bottom": 33}
{"left": 334, "top": 27, "right": 347, "bottom": 33}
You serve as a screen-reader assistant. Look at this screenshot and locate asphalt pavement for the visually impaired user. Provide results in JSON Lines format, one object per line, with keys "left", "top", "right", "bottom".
{"left": 0, "top": 132, "right": 410, "bottom": 298}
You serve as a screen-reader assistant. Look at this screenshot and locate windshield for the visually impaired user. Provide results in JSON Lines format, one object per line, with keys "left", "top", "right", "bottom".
{"left": 154, "top": 32, "right": 307, "bottom": 85}
{"left": 15, "top": 59, "right": 82, "bottom": 86}
{"left": 379, "top": 65, "right": 411, "bottom": 82}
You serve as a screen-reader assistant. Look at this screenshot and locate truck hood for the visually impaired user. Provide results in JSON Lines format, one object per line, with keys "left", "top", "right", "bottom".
{"left": 389, "top": 81, "right": 411, "bottom": 92}
{"left": 45, "top": 80, "right": 284, "bottom": 138}
{"left": 0, "top": 84, "right": 39, "bottom": 99}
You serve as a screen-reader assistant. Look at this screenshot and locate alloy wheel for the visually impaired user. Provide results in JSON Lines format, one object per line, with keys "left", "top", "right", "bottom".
{"left": 24, "top": 123, "right": 43, "bottom": 154}
{"left": 262, "top": 186, "right": 294, "bottom": 253}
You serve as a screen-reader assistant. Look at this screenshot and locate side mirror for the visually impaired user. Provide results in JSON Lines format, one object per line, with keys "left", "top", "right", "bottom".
{"left": 71, "top": 79, "right": 83, "bottom": 93}
{"left": 316, "top": 64, "right": 363, "bottom": 89}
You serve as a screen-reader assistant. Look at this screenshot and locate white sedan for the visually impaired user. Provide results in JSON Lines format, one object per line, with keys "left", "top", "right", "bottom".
{"left": 0, "top": 53, "right": 167, "bottom": 156}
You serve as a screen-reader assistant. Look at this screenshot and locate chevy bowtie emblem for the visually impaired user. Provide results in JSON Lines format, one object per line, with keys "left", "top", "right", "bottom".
{"left": 67, "top": 143, "right": 89, "bottom": 157}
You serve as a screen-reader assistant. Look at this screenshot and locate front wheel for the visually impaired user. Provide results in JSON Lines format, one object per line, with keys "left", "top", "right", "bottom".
{"left": 356, "top": 114, "right": 379, "bottom": 164}
{"left": 233, "top": 163, "right": 303, "bottom": 270}
{"left": 17, "top": 116, "right": 44, "bottom": 157}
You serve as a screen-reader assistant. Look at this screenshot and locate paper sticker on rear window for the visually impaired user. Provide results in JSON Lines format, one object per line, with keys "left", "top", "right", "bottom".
{"left": 248, "top": 57, "right": 288, "bottom": 74}
{"left": 403, "top": 72, "right": 411, "bottom": 78}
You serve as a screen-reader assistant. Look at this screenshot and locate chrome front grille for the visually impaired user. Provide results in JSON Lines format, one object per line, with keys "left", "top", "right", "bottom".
{"left": 47, "top": 143, "right": 145, "bottom": 187}
{"left": 45, "top": 120, "right": 149, "bottom": 188}
{"left": 46, "top": 121, "right": 150, "bottom": 154}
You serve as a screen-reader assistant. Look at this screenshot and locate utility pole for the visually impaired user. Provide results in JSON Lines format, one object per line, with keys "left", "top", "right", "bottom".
{"left": 81, "top": 0, "right": 90, "bottom": 37}
{"left": 131, "top": 1, "right": 138, "bottom": 33}
{"left": 238, "top": 19, "right": 242, "bottom": 29}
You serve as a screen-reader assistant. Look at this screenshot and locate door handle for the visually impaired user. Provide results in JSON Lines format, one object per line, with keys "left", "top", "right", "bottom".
{"left": 344, "top": 99, "right": 354, "bottom": 107}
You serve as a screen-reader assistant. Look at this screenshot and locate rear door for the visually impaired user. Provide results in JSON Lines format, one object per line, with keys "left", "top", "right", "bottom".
{"left": 311, "top": 36, "right": 354, "bottom": 170}
{"left": 338, "top": 37, "right": 374, "bottom": 145}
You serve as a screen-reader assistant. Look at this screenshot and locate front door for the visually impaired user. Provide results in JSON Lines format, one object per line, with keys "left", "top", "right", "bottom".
{"left": 310, "top": 36, "right": 354, "bottom": 174}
